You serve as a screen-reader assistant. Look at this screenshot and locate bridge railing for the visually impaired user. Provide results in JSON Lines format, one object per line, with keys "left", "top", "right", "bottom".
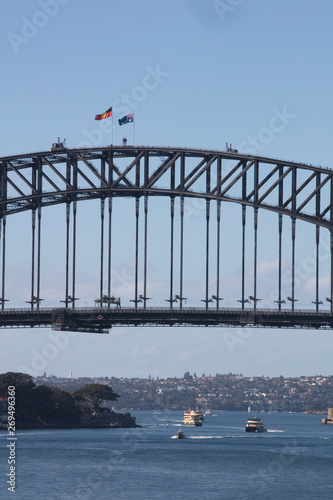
{"left": 0, "top": 306, "right": 332, "bottom": 316}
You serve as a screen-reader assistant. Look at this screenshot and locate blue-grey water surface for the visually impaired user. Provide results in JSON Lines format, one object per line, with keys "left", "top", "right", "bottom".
{"left": 1, "top": 411, "right": 332, "bottom": 499}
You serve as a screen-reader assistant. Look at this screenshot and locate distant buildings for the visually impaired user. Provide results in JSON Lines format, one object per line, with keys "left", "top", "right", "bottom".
{"left": 32, "top": 373, "right": 333, "bottom": 413}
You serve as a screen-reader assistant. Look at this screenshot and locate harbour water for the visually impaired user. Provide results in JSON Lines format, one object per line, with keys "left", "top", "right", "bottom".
{"left": 1, "top": 411, "right": 333, "bottom": 499}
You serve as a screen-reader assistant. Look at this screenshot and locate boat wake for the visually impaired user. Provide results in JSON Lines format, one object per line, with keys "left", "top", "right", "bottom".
{"left": 158, "top": 422, "right": 182, "bottom": 427}
{"left": 158, "top": 418, "right": 182, "bottom": 423}
{"left": 188, "top": 435, "right": 237, "bottom": 439}
{"left": 188, "top": 434, "right": 275, "bottom": 439}
{"left": 171, "top": 433, "right": 289, "bottom": 440}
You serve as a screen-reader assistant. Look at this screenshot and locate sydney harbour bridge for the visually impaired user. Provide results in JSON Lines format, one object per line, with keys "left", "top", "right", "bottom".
{"left": 1, "top": 143, "right": 333, "bottom": 333}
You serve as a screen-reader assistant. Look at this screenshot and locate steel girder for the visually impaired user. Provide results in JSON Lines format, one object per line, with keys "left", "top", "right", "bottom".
{"left": 0, "top": 146, "right": 332, "bottom": 229}
{"left": 0, "top": 307, "right": 333, "bottom": 333}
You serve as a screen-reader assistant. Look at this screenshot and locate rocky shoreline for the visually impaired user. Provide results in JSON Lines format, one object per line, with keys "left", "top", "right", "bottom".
{"left": 2, "top": 411, "right": 138, "bottom": 430}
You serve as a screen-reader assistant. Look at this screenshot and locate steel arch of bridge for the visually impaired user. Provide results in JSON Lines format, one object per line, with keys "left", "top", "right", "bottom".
{"left": 1, "top": 145, "right": 333, "bottom": 332}
{"left": 1, "top": 145, "right": 333, "bottom": 226}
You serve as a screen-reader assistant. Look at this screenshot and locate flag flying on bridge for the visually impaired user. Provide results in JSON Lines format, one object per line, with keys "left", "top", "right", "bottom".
{"left": 118, "top": 113, "right": 134, "bottom": 126}
{"left": 95, "top": 106, "right": 112, "bottom": 120}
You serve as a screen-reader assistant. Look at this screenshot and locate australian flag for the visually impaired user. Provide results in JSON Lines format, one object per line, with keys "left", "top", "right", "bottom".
{"left": 118, "top": 113, "right": 134, "bottom": 126}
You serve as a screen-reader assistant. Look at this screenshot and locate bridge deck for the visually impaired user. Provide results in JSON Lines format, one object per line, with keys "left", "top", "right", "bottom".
{"left": 0, "top": 307, "right": 332, "bottom": 333}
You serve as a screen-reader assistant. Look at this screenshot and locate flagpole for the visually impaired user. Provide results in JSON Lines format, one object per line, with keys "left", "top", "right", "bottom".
{"left": 133, "top": 115, "right": 135, "bottom": 146}
{"left": 111, "top": 113, "right": 113, "bottom": 145}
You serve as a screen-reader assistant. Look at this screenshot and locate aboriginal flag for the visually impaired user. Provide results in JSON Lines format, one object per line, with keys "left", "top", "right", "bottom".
{"left": 118, "top": 113, "right": 134, "bottom": 126}
{"left": 95, "top": 107, "right": 112, "bottom": 120}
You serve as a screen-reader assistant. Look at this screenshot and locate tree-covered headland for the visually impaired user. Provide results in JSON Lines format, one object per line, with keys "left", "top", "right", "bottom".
{"left": 0, "top": 372, "right": 136, "bottom": 428}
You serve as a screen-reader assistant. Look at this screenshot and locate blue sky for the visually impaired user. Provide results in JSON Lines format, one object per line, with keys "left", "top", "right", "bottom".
{"left": 1, "top": 0, "right": 333, "bottom": 379}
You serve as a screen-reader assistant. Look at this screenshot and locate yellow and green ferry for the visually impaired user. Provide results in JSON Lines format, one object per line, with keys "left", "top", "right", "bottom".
{"left": 182, "top": 409, "right": 203, "bottom": 426}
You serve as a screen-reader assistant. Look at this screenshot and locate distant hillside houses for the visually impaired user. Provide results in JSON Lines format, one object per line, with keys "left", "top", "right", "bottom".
{"left": 33, "top": 373, "right": 333, "bottom": 413}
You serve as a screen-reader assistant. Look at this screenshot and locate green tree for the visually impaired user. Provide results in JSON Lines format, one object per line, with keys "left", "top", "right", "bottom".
{"left": 0, "top": 372, "right": 36, "bottom": 423}
{"left": 71, "top": 384, "right": 119, "bottom": 413}
{"left": 0, "top": 372, "right": 35, "bottom": 397}
{"left": 34, "top": 385, "right": 81, "bottom": 424}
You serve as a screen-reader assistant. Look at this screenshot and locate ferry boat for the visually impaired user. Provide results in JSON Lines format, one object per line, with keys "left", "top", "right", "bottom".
{"left": 191, "top": 408, "right": 204, "bottom": 422}
{"left": 183, "top": 409, "right": 203, "bottom": 426}
{"left": 245, "top": 416, "right": 267, "bottom": 433}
